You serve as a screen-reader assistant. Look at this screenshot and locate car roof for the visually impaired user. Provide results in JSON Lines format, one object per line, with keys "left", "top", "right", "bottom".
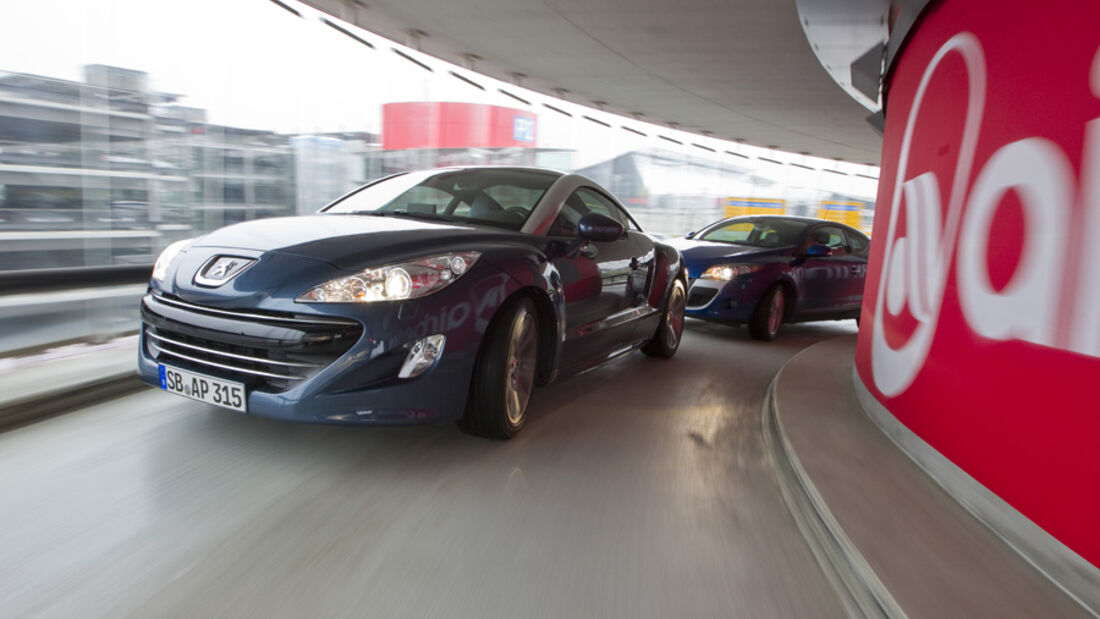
{"left": 418, "top": 165, "right": 566, "bottom": 176}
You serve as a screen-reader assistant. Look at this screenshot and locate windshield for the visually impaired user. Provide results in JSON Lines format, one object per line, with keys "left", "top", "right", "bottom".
{"left": 699, "top": 218, "right": 809, "bottom": 248}
{"left": 323, "top": 169, "right": 559, "bottom": 231}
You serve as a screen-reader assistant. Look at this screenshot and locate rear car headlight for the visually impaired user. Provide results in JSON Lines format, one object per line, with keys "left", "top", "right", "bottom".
{"left": 700, "top": 263, "right": 763, "bottom": 281}
{"left": 151, "top": 239, "right": 193, "bottom": 284}
{"left": 297, "top": 252, "right": 481, "bottom": 303}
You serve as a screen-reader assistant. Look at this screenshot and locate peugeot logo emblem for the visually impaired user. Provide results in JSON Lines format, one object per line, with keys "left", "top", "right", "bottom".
{"left": 195, "top": 256, "right": 256, "bottom": 287}
{"left": 209, "top": 259, "right": 238, "bottom": 279}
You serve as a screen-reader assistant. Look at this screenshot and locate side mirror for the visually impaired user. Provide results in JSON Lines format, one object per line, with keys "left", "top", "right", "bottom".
{"left": 577, "top": 212, "right": 624, "bottom": 242}
{"left": 684, "top": 230, "right": 696, "bottom": 239}
{"left": 804, "top": 243, "right": 831, "bottom": 257}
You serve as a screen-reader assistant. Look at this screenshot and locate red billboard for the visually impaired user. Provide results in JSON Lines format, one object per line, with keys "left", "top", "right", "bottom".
{"left": 382, "top": 102, "right": 536, "bottom": 150}
{"left": 855, "top": 0, "right": 1100, "bottom": 567}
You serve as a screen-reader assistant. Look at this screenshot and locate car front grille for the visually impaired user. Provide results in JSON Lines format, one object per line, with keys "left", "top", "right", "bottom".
{"left": 142, "top": 293, "right": 362, "bottom": 392}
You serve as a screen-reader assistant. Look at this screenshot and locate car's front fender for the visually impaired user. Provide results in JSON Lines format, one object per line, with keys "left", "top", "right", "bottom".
{"left": 648, "top": 241, "right": 686, "bottom": 311}
{"left": 483, "top": 247, "right": 567, "bottom": 384}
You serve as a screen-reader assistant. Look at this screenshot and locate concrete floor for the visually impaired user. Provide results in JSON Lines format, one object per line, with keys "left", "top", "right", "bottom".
{"left": 0, "top": 320, "right": 857, "bottom": 619}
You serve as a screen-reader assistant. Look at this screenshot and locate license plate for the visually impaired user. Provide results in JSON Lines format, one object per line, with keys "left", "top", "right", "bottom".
{"left": 159, "top": 364, "right": 247, "bottom": 412}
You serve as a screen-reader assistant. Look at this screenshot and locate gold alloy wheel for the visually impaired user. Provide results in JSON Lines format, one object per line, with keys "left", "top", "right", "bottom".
{"left": 664, "top": 281, "right": 686, "bottom": 349}
{"left": 505, "top": 306, "right": 537, "bottom": 425}
{"left": 767, "top": 288, "right": 785, "bottom": 336}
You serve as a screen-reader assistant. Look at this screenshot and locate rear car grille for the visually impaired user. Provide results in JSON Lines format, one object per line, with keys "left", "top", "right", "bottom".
{"left": 687, "top": 286, "right": 719, "bottom": 308}
{"left": 141, "top": 293, "right": 362, "bottom": 392}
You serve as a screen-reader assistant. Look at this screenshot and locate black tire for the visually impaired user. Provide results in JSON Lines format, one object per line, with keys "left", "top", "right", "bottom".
{"left": 748, "top": 284, "right": 786, "bottom": 341}
{"left": 642, "top": 279, "right": 686, "bottom": 358}
{"left": 459, "top": 296, "right": 539, "bottom": 439}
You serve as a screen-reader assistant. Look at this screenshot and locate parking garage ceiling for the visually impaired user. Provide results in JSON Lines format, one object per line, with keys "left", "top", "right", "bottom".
{"left": 299, "top": 0, "right": 885, "bottom": 165}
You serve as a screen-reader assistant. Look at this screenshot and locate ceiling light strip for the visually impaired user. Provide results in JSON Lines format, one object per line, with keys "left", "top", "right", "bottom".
{"left": 498, "top": 89, "right": 530, "bottom": 106}
{"left": 391, "top": 48, "right": 433, "bottom": 72}
{"left": 321, "top": 18, "right": 375, "bottom": 49}
{"left": 449, "top": 71, "right": 485, "bottom": 91}
{"left": 267, "top": 0, "right": 301, "bottom": 17}
{"left": 543, "top": 103, "right": 573, "bottom": 117}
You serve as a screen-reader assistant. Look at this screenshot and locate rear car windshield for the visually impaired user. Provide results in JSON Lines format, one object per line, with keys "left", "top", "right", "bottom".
{"left": 699, "top": 218, "right": 809, "bottom": 248}
{"left": 323, "top": 169, "right": 558, "bottom": 231}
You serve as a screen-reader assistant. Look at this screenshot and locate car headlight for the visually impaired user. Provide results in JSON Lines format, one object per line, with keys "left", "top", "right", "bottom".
{"left": 297, "top": 252, "right": 481, "bottom": 303}
{"left": 700, "top": 263, "right": 763, "bottom": 281}
{"left": 151, "top": 239, "right": 193, "bottom": 284}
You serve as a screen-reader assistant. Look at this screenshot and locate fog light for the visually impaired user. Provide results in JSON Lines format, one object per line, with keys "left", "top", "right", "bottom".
{"left": 399, "top": 334, "right": 446, "bottom": 379}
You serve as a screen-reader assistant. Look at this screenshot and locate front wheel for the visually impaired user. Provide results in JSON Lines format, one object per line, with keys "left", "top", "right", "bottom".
{"left": 748, "top": 284, "right": 786, "bottom": 341}
{"left": 460, "top": 296, "right": 539, "bottom": 439}
{"left": 642, "top": 279, "right": 686, "bottom": 358}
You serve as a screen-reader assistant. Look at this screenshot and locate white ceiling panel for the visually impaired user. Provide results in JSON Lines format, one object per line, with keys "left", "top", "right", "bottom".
{"left": 300, "top": 0, "right": 884, "bottom": 164}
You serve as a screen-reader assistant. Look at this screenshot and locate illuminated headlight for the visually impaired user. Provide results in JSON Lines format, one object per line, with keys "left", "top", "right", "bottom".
{"left": 700, "top": 263, "right": 763, "bottom": 281}
{"left": 151, "top": 239, "right": 193, "bottom": 284}
{"left": 297, "top": 252, "right": 481, "bottom": 303}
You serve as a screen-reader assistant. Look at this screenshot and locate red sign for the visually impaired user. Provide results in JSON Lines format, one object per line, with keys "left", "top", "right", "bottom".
{"left": 382, "top": 102, "right": 536, "bottom": 150}
{"left": 855, "top": 0, "right": 1100, "bottom": 567}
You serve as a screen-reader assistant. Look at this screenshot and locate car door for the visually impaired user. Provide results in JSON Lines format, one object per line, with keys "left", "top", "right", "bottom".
{"left": 796, "top": 224, "right": 861, "bottom": 316}
{"left": 845, "top": 229, "right": 871, "bottom": 312}
{"left": 549, "top": 188, "right": 651, "bottom": 371}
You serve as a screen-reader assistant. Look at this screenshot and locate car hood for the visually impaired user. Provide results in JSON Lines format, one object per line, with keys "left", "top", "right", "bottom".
{"left": 191, "top": 214, "right": 516, "bottom": 270}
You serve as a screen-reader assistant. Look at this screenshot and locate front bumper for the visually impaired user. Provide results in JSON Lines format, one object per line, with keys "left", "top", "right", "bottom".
{"left": 137, "top": 289, "right": 487, "bottom": 425}
{"left": 684, "top": 278, "right": 758, "bottom": 323}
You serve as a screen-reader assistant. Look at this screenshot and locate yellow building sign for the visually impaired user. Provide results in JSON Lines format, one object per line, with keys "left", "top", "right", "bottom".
{"left": 816, "top": 200, "right": 862, "bottom": 228}
{"left": 723, "top": 197, "right": 786, "bottom": 218}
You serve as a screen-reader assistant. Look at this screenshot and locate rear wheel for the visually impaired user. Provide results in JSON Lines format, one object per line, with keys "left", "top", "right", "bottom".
{"left": 642, "top": 279, "right": 686, "bottom": 358}
{"left": 749, "top": 284, "right": 785, "bottom": 341}
{"left": 460, "top": 296, "right": 539, "bottom": 439}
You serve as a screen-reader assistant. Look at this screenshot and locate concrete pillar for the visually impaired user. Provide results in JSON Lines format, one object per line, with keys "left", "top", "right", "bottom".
{"left": 848, "top": 0, "right": 1100, "bottom": 572}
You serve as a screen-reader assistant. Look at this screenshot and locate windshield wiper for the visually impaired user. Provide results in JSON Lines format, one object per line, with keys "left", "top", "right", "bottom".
{"left": 332, "top": 210, "right": 460, "bottom": 223}
{"left": 384, "top": 211, "right": 458, "bottom": 223}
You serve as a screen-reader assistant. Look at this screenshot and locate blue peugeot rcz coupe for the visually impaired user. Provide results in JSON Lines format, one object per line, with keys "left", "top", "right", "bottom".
{"left": 138, "top": 167, "right": 686, "bottom": 438}
{"left": 671, "top": 215, "right": 869, "bottom": 340}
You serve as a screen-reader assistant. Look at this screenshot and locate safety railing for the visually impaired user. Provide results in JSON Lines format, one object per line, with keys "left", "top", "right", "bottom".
{"left": 0, "top": 264, "right": 151, "bottom": 355}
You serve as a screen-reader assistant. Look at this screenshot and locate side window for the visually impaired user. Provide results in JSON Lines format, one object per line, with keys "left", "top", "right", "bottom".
{"left": 575, "top": 188, "right": 628, "bottom": 227}
{"left": 848, "top": 231, "right": 869, "bottom": 254}
{"left": 550, "top": 188, "right": 630, "bottom": 237}
{"left": 808, "top": 226, "right": 850, "bottom": 253}
{"left": 548, "top": 195, "right": 584, "bottom": 237}
{"left": 613, "top": 204, "right": 641, "bottom": 231}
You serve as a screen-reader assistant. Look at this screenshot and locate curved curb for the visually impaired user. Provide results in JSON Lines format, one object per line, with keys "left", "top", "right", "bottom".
{"left": 852, "top": 369, "right": 1100, "bottom": 618}
{"left": 762, "top": 370, "right": 907, "bottom": 619}
{"left": 0, "top": 373, "right": 143, "bottom": 432}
